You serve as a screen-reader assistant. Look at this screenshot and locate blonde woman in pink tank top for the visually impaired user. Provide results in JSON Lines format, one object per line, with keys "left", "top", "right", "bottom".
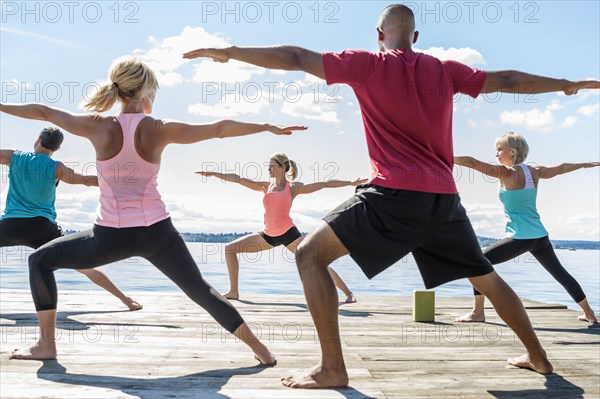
{"left": 1, "top": 58, "right": 306, "bottom": 363}
{"left": 197, "top": 152, "right": 366, "bottom": 303}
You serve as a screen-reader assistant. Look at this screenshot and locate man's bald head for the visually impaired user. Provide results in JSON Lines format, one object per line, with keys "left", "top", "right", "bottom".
{"left": 378, "top": 4, "right": 415, "bottom": 35}
{"left": 376, "top": 4, "right": 417, "bottom": 51}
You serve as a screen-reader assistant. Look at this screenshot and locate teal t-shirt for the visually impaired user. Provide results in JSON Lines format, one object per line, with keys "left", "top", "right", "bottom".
{"left": 3, "top": 151, "right": 59, "bottom": 224}
{"left": 499, "top": 186, "right": 548, "bottom": 239}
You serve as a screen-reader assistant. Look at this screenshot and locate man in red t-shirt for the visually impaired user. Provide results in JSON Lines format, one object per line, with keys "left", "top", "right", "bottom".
{"left": 184, "top": 4, "right": 599, "bottom": 389}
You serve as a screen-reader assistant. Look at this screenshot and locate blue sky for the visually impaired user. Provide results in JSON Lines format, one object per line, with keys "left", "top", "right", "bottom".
{"left": 1, "top": 1, "right": 599, "bottom": 240}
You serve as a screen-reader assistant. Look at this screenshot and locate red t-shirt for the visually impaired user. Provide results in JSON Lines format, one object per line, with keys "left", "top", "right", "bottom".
{"left": 323, "top": 49, "right": 486, "bottom": 194}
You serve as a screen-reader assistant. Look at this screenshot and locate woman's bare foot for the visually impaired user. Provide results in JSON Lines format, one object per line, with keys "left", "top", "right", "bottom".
{"left": 10, "top": 341, "right": 57, "bottom": 360}
{"left": 281, "top": 364, "right": 349, "bottom": 389}
{"left": 253, "top": 348, "right": 276, "bottom": 366}
{"left": 123, "top": 297, "right": 143, "bottom": 311}
{"left": 454, "top": 310, "right": 485, "bottom": 323}
{"left": 223, "top": 291, "right": 239, "bottom": 300}
{"left": 578, "top": 313, "right": 598, "bottom": 323}
{"left": 508, "top": 353, "right": 553, "bottom": 374}
{"left": 344, "top": 294, "right": 357, "bottom": 304}
{"left": 254, "top": 354, "right": 277, "bottom": 367}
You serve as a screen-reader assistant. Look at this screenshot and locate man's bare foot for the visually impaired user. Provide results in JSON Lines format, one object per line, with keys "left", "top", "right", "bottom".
{"left": 344, "top": 294, "right": 357, "bottom": 304}
{"left": 10, "top": 341, "right": 57, "bottom": 360}
{"left": 454, "top": 310, "right": 485, "bottom": 323}
{"left": 508, "top": 353, "right": 553, "bottom": 374}
{"left": 223, "top": 291, "right": 239, "bottom": 300}
{"left": 578, "top": 314, "right": 598, "bottom": 323}
{"left": 123, "top": 297, "right": 143, "bottom": 311}
{"left": 281, "top": 364, "right": 349, "bottom": 389}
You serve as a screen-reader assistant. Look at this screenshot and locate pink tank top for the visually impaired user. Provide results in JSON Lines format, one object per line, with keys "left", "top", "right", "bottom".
{"left": 95, "top": 113, "right": 169, "bottom": 228}
{"left": 263, "top": 181, "right": 294, "bottom": 236}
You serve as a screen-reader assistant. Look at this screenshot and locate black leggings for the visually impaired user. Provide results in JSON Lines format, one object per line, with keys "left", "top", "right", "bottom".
{"left": 28, "top": 218, "right": 245, "bottom": 333}
{"left": 0, "top": 217, "right": 63, "bottom": 249}
{"left": 473, "top": 236, "right": 586, "bottom": 303}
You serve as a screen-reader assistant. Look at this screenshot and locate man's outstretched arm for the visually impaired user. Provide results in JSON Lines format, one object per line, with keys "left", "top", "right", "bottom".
{"left": 183, "top": 46, "right": 325, "bottom": 80}
{"left": 481, "top": 71, "right": 600, "bottom": 95}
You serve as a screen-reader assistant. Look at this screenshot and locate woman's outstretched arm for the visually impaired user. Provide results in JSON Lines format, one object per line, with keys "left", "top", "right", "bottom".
{"left": 157, "top": 119, "right": 306, "bottom": 145}
{"left": 195, "top": 171, "right": 268, "bottom": 192}
{"left": 454, "top": 156, "right": 512, "bottom": 180}
{"left": 291, "top": 178, "right": 367, "bottom": 197}
{"left": 535, "top": 162, "right": 600, "bottom": 179}
{"left": 0, "top": 103, "right": 102, "bottom": 139}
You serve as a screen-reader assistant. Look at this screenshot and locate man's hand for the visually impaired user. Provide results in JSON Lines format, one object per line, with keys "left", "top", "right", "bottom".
{"left": 183, "top": 48, "right": 230, "bottom": 62}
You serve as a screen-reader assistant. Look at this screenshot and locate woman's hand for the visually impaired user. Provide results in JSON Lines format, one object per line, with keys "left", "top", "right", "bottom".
{"left": 351, "top": 178, "right": 368, "bottom": 186}
{"left": 195, "top": 171, "right": 216, "bottom": 177}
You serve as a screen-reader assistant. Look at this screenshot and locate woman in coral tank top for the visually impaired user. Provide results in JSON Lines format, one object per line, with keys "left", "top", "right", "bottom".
{"left": 1, "top": 58, "right": 306, "bottom": 363}
{"left": 197, "top": 152, "right": 366, "bottom": 303}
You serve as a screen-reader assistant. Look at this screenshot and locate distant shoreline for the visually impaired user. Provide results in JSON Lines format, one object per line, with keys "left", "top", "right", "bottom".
{"left": 62, "top": 230, "right": 600, "bottom": 250}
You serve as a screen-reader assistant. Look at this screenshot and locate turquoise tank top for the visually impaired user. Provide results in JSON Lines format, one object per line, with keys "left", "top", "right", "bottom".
{"left": 3, "top": 151, "right": 59, "bottom": 224}
{"left": 498, "top": 163, "right": 548, "bottom": 239}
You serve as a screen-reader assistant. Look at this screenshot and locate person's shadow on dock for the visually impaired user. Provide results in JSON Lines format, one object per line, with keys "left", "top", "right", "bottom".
{"left": 0, "top": 310, "right": 181, "bottom": 331}
{"left": 36, "top": 360, "right": 377, "bottom": 399}
{"left": 489, "top": 373, "right": 584, "bottom": 399}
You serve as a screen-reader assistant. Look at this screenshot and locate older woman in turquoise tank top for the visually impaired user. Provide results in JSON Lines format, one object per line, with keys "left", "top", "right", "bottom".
{"left": 454, "top": 132, "right": 598, "bottom": 324}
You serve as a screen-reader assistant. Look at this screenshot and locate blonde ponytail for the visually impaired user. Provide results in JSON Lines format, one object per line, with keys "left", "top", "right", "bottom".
{"left": 85, "top": 58, "right": 159, "bottom": 113}
{"left": 85, "top": 82, "right": 119, "bottom": 113}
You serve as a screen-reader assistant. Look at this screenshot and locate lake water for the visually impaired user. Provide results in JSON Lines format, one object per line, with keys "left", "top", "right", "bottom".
{"left": 1, "top": 243, "right": 598, "bottom": 313}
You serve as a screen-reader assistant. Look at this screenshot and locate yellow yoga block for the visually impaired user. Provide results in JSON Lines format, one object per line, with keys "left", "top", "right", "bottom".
{"left": 413, "top": 290, "right": 435, "bottom": 322}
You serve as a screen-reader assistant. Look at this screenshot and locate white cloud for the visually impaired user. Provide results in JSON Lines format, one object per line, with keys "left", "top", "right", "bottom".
{"left": 418, "top": 47, "right": 486, "bottom": 66}
{"left": 547, "top": 100, "right": 563, "bottom": 112}
{"left": 132, "top": 26, "right": 229, "bottom": 87}
{"left": 54, "top": 191, "right": 99, "bottom": 230}
{"left": 460, "top": 203, "right": 505, "bottom": 238}
{"left": 500, "top": 108, "right": 554, "bottom": 132}
{"left": 561, "top": 116, "right": 577, "bottom": 128}
{"left": 192, "top": 60, "right": 265, "bottom": 84}
{"left": 281, "top": 93, "right": 339, "bottom": 123}
{"left": 188, "top": 93, "right": 270, "bottom": 117}
{"left": 468, "top": 118, "right": 496, "bottom": 128}
{"left": 578, "top": 103, "right": 600, "bottom": 117}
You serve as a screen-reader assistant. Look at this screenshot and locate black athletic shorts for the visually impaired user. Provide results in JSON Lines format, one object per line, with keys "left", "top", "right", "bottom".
{"left": 0, "top": 217, "right": 63, "bottom": 249}
{"left": 260, "top": 226, "right": 302, "bottom": 247}
{"left": 323, "top": 185, "right": 494, "bottom": 288}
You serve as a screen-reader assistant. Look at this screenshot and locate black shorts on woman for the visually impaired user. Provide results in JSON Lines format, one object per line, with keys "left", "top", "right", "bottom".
{"left": 259, "top": 226, "right": 302, "bottom": 247}
{"left": 323, "top": 184, "right": 494, "bottom": 288}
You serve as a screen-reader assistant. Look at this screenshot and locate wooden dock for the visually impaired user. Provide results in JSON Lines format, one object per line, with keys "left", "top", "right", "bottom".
{"left": 1, "top": 290, "right": 598, "bottom": 398}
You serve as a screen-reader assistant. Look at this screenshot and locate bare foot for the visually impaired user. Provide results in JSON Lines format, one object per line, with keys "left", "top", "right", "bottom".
{"left": 281, "top": 364, "right": 349, "bottom": 389}
{"left": 223, "top": 291, "right": 239, "bottom": 300}
{"left": 123, "top": 297, "right": 143, "bottom": 311}
{"left": 454, "top": 310, "right": 485, "bottom": 323}
{"left": 578, "top": 314, "right": 598, "bottom": 323}
{"left": 344, "top": 294, "right": 357, "bottom": 304}
{"left": 10, "top": 341, "right": 57, "bottom": 360}
{"left": 254, "top": 355, "right": 277, "bottom": 367}
{"left": 508, "top": 353, "right": 553, "bottom": 374}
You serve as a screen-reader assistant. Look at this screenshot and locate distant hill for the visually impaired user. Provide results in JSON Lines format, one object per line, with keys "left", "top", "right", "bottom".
{"left": 63, "top": 230, "right": 599, "bottom": 250}
{"left": 476, "top": 236, "right": 599, "bottom": 250}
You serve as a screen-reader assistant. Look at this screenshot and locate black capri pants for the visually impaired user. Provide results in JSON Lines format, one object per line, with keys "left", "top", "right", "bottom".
{"left": 28, "top": 218, "right": 244, "bottom": 333}
{"left": 474, "top": 236, "right": 586, "bottom": 304}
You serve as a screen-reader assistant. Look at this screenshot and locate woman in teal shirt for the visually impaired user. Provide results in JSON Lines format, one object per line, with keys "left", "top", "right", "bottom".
{"left": 454, "top": 132, "right": 598, "bottom": 324}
